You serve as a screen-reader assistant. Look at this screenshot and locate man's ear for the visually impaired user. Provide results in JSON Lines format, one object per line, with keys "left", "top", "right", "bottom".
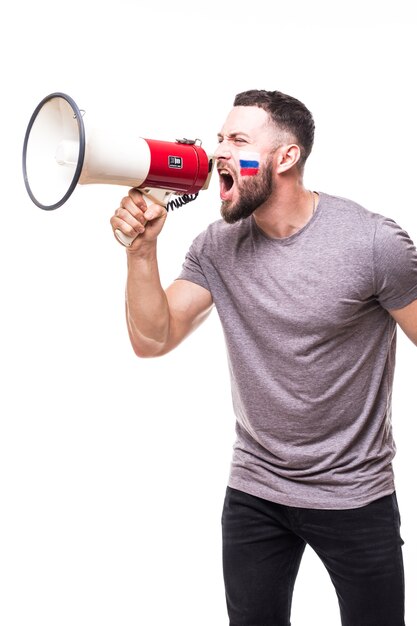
{"left": 275, "top": 144, "right": 301, "bottom": 173}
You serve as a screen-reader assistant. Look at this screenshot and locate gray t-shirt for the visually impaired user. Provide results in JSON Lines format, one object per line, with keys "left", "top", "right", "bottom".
{"left": 178, "top": 192, "right": 417, "bottom": 509}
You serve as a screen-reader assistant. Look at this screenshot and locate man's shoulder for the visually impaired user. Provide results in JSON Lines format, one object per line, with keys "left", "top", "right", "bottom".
{"left": 318, "top": 192, "right": 390, "bottom": 237}
{"left": 319, "top": 191, "right": 381, "bottom": 219}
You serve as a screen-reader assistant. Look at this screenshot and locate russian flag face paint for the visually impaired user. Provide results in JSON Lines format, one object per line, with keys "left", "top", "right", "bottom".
{"left": 239, "top": 151, "right": 260, "bottom": 176}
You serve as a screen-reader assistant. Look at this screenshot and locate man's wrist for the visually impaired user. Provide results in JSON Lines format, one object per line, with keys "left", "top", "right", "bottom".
{"left": 126, "top": 240, "right": 157, "bottom": 260}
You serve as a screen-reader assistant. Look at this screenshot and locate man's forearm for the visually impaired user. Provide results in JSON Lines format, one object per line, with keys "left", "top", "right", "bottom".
{"left": 125, "top": 244, "right": 170, "bottom": 357}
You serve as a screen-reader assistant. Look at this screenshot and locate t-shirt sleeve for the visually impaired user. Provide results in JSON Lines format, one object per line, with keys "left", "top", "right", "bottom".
{"left": 373, "top": 217, "right": 417, "bottom": 309}
{"left": 176, "top": 232, "right": 211, "bottom": 293}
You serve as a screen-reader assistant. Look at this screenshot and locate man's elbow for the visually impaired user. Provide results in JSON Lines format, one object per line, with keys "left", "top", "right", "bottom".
{"left": 129, "top": 336, "right": 173, "bottom": 359}
{"left": 126, "top": 320, "right": 173, "bottom": 358}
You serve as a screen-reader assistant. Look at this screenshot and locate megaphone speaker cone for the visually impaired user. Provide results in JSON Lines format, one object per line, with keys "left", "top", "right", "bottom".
{"left": 22, "top": 92, "right": 85, "bottom": 210}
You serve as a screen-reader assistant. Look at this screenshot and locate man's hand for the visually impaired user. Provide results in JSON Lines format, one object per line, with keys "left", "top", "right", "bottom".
{"left": 110, "top": 188, "right": 167, "bottom": 252}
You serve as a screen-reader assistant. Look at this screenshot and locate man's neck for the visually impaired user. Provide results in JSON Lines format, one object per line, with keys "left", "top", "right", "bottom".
{"left": 252, "top": 185, "right": 317, "bottom": 239}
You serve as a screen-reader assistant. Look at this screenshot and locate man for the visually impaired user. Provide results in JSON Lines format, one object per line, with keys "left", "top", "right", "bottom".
{"left": 110, "top": 90, "right": 417, "bottom": 626}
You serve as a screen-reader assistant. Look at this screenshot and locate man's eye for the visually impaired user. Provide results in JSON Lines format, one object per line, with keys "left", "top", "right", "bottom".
{"left": 234, "top": 138, "right": 247, "bottom": 144}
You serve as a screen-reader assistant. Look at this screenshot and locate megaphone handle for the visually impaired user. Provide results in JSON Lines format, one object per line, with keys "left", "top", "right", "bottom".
{"left": 114, "top": 189, "right": 170, "bottom": 247}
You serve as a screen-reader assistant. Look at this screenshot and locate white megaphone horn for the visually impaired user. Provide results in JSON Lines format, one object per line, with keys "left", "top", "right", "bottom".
{"left": 22, "top": 92, "right": 215, "bottom": 246}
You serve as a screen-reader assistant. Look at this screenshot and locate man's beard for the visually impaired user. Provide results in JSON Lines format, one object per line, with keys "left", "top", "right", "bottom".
{"left": 220, "top": 155, "right": 274, "bottom": 224}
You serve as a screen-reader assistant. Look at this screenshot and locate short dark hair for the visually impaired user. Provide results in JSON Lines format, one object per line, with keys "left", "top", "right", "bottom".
{"left": 233, "top": 89, "right": 315, "bottom": 169}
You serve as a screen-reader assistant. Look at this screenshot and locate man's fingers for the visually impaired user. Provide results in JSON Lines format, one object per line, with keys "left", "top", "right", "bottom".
{"left": 116, "top": 206, "right": 146, "bottom": 229}
{"left": 120, "top": 193, "right": 147, "bottom": 218}
{"left": 111, "top": 215, "right": 144, "bottom": 239}
{"left": 143, "top": 203, "right": 167, "bottom": 222}
{"left": 119, "top": 192, "right": 166, "bottom": 223}
{"left": 128, "top": 188, "right": 147, "bottom": 208}
{"left": 111, "top": 191, "right": 168, "bottom": 249}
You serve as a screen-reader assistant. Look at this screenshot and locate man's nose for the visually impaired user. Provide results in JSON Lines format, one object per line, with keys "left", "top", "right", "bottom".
{"left": 214, "top": 142, "right": 232, "bottom": 160}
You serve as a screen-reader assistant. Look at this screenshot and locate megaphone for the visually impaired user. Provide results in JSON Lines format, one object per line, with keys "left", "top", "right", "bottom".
{"left": 22, "top": 92, "right": 215, "bottom": 246}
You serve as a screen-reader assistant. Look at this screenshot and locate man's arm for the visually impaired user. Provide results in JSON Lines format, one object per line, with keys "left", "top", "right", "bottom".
{"left": 389, "top": 298, "right": 417, "bottom": 347}
{"left": 126, "top": 255, "right": 213, "bottom": 357}
{"left": 111, "top": 188, "right": 213, "bottom": 358}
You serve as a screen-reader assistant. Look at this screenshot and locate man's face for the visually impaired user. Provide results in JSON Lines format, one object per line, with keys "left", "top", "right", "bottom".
{"left": 215, "top": 106, "right": 277, "bottom": 224}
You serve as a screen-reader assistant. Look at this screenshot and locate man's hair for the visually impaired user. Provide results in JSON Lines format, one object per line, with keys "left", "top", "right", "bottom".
{"left": 233, "top": 89, "right": 315, "bottom": 169}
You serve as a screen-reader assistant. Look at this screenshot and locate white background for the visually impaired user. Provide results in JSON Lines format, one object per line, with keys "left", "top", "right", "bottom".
{"left": 1, "top": 1, "right": 416, "bottom": 624}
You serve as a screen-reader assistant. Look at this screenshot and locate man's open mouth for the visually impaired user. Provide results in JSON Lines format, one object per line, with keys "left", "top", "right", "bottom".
{"left": 218, "top": 169, "right": 235, "bottom": 200}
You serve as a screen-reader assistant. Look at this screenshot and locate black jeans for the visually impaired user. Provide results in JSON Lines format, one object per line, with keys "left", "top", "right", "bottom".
{"left": 222, "top": 487, "right": 405, "bottom": 626}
